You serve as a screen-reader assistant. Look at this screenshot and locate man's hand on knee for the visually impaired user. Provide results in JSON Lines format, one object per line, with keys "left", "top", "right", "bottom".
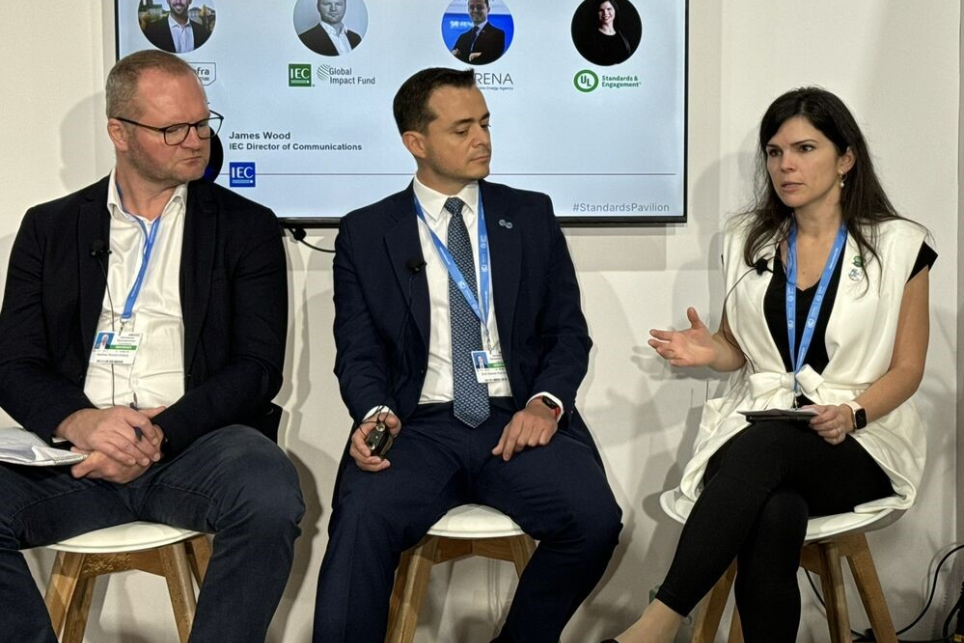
{"left": 492, "top": 402, "right": 558, "bottom": 461}
{"left": 56, "top": 406, "right": 166, "bottom": 467}
{"left": 349, "top": 412, "right": 401, "bottom": 472}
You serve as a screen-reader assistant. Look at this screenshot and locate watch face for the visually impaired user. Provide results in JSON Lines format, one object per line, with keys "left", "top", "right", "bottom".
{"left": 855, "top": 408, "right": 867, "bottom": 429}
{"left": 540, "top": 396, "right": 558, "bottom": 409}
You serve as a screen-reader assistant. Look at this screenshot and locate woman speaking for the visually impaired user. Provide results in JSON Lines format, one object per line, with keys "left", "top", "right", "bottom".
{"left": 601, "top": 87, "right": 935, "bottom": 643}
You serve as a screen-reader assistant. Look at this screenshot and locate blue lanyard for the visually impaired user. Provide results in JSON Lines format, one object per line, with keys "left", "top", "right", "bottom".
{"left": 414, "top": 194, "right": 492, "bottom": 344}
{"left": 120, "top": 215, "right": 162, "bottom": 324}
{"left": 785, "top": 222, "right": 847, "bottom": 394}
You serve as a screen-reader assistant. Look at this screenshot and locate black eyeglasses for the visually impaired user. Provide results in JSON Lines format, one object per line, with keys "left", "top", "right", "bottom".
{"left": 113, "top": 110, "right": 224, "bottom": 146}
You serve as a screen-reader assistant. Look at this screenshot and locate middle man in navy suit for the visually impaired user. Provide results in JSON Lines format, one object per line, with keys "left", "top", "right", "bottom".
{"left": 313, "top": 67, "right": 622, "bottom": 643}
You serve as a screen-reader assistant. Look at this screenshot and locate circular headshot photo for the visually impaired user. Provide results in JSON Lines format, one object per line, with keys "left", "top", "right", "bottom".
{"left": 139, "top": 0, "right": 216, "bottom": 54}
{"left": 442, "top": 0, "right": 514, "bottom": 66}
{"left": 571, "top": 0, "right": 642, "bottom": 66}
{"left": 294, "top": 0, "right": 369, "bottom": 56}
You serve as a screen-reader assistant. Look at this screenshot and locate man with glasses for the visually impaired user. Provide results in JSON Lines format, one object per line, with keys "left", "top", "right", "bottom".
{"left": 450, "top": 0, "right": 506, "bottom": 65}
{"left": 0, "top": 49, "right": 304, "bottom": 643}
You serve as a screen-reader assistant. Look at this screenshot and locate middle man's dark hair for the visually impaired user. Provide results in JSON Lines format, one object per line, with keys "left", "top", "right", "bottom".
{"left": 393, "top": 68, "right": 476, "bottom": 135}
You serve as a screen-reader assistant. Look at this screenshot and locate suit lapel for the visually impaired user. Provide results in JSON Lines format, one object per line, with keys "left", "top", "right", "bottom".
{"left": 180, "top": 181, "right": 217, "bottom": 372}
{"left": 77, "top": 179, "right": 111, "bottom": 353}
{"left": 384, "top": 186, "right": 430, "bottom": 348}
{"left": 480, "top": 182, "right": 521, "bottom": 364}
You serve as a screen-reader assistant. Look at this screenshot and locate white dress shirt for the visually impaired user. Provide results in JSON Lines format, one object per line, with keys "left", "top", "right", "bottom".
{"left": 364, "top": 178, "right": 564, "bottom": 421}
{"left": 83, "top": 170, "right": 187, "bottom": 410}
{"left": 413, "top": 177, "right": 511, "bottom": 403}
{"left": 168, "top": 15, "right": 196, "bottom": 54}
{"left": 320, "top": 20, "right": 353, "bottom": 55}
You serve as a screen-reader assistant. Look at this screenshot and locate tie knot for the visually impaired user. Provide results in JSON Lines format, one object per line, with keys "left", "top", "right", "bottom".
{"left": 444, "top": 197, "right": 465, "bottom": 218}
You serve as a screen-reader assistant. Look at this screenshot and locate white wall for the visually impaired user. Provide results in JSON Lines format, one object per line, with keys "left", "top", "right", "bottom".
{"left": 1, "top": 2, "right": 959, "bottom": 641}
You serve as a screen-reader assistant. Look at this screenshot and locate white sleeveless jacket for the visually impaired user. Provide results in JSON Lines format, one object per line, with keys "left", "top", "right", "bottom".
{"left": 674, "top": 216, "right": 927, "bottom": 518}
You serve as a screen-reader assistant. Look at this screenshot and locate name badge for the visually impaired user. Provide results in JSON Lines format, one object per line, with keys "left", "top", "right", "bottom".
{"left": 472, "top": 349, "right": 508, "bottom": 384}
{"left": 91, "top": 330, "right": 142, "bottom": 365}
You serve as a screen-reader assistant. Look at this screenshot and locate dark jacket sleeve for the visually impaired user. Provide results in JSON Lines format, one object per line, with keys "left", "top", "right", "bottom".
{"left": 0, "top": 207, "right": 97, "bottom": 441}
{"left": 152, "top": 206, "right": 288, "bottom": 455}
{"left": 331, "top": 215, "right": 395, "bottom": 424}
{"left": 523, "top": 194, "right": 591, "bottom": 411}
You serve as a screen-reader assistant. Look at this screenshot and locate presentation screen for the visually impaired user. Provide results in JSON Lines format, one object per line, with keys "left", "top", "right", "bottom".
{"left": 117, "top": 0, "right": 688, "bottom": 226}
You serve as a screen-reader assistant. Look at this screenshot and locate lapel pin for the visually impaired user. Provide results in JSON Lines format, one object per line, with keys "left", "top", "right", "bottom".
{"left": 498, "top": 219, "right": 513, "bottom": 229}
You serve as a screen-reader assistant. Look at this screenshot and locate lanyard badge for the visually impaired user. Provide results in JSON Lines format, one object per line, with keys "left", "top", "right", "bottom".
{"left": 785, "top": 222, "right": 848, "bottom": 400}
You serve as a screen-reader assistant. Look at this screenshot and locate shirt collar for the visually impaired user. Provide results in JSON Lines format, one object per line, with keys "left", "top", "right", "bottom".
{"left": 167, "top": 14, "right": 191, "bottom": 31}
{"left": 107, "top": 168, "right": 189, "bottom": 224}
{"left": 320, "top": 20, "right": 347, "bottom": 38}
{"left": 413, "top": 175, "right": 480, "bottom": 227}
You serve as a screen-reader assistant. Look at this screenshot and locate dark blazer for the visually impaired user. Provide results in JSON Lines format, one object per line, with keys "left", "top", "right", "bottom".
{"left": 143, "top": 17, "right": 212, "bottom": 53}
{"left": 332, "top": 180, "right": 593, "bottom": 436}
{"left": 0, "top": 177, "right": 288, "bottom": 456}
{"left": 452, "top": 22, "right": 506, "bottom": 65}
{"left": 298, "top": 23, "right": 362, "bottom": 56}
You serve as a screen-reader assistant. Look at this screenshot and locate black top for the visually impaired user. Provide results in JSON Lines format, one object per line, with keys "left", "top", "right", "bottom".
{"left": 763, "top": 241, "right": 936, "bottom": 378}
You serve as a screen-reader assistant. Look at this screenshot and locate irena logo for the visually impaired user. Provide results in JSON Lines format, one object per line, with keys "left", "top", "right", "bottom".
{"left": 229, "top": 162, "right": 256, "bottom": 188}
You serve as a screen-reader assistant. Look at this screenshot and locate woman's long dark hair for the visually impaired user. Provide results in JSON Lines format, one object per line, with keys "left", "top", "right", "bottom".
{"left": 742, "top": 87, "right": 903, "bottom": 269}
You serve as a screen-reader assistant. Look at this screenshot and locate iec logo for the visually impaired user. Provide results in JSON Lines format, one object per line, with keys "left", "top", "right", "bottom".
{"left": 289, "top": 63, "right": 312, "bottom": 87}
{"left": 574, "top": 70, "right": 599, "bottom": 93}
{"left": 229, "top": 162, "right": 256, "bottom": 188}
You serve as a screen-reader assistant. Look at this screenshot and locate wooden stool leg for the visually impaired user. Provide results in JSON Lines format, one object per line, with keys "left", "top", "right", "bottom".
{"left": 817, "top": 541, "right": 853, "bottom": 643}
{"left": 186, "top": 534, "right": 212, "bottom": 585}
{"left": 692, "top": 560, "right": 737, "bottom": 643}
{"left": 508, "top": 535, "right": 536, "bottom": 577}
{"left": 158, "top": 544, "right": 199, "bottom": 643}
{"left": 846, "top": 534, "right": 897, "bottom": 643}
{"left": 387, "top": 548, "right": 415, "bottom": 640}
{"left": 61, "top": 576, "right": 96, "bottom": 643}
{"left": 45, "top": 551, "right": 86, "bottom": 639}
{"left": 727, "top": 604, "right": 744, "bottom": 643}
{"left": 385, "top": 536, "right": 439, "bottom": 643}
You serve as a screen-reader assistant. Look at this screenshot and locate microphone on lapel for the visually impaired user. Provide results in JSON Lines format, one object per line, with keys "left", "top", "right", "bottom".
{"left": 406, "top": 257, "right": 427, "bottom": 274}
{"left": 89, "top": 240, "right": 112, "bottom": 258}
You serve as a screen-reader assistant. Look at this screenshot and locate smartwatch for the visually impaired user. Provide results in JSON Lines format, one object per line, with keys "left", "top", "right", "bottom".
{"left": 538, "top": 395, "right": 562, "bottom": 420}
{"left": 842, "top": 401, "right": 867, "bottom": 430}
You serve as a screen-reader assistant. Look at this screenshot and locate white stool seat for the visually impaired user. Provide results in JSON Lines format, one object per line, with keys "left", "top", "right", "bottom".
{"left": 387, "top": 504, "right": 535, "bottom": 643}
{"left": 43, "top": 521, "right": 211, "bottom": 643}
{"left": 48, "top": 521, "right": 204, "bottom": 554}
{"left": 427, "top": 504, "right": 525, "bottom": 539}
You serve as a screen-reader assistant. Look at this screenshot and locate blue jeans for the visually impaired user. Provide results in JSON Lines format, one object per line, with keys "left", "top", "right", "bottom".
{"left": 0, "top": 425, "right": 305, "bottom": 643}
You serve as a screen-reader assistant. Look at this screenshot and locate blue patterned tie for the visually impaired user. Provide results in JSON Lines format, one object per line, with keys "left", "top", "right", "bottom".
{"left": 445, "top": 197, "right": 490, "bottom": 427}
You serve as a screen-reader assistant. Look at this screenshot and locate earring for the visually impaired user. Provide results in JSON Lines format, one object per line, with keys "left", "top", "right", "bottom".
{"left": 839, "top": 173, "right": 846, "bottom": 189}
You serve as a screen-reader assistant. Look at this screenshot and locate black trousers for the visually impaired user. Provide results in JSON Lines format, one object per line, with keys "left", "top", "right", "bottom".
{"left": 655, "top": 421, "right": 893, "bottom": 643}
{"left": 312, "top": 401, "right": 622, "bottom": 643}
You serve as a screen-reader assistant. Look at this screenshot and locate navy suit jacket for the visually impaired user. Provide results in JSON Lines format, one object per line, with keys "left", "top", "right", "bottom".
{"left": 298, "top": 24, "right": 362, "bottom": 56}
{"left": 0, "top": 177, "right": 288, "bottom": 456}
{"left": 332, "top": 180, "right": 594, "bottom": 438}
{"left": 143, "top": 18, "right": 212, "bottom": 53}
{"left": 452, "top": 22, "right": 506, "bottom": 65}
